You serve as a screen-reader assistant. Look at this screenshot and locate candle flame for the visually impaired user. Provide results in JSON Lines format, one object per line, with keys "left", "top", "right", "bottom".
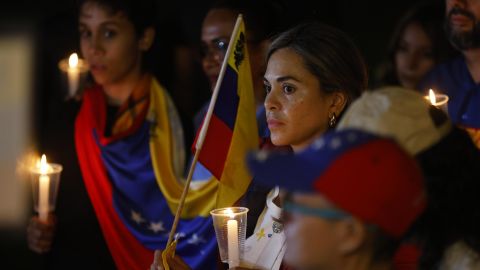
{"left": 39, "top": 154, "right": 49, "bottom": 174}
{"left": 225, "top": 208, "right": 235, "bottom": 219}
{"left": 69, "top": 53, "right": 79, "bottom": 68}
{"left": 429, "top": 89, "right": 436, "bottom": 105}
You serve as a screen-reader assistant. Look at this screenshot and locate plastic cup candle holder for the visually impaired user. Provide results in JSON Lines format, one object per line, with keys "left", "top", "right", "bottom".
{"left": 210, "top": 207, "right": 249, "bottom": 268}
{"left": 29, "top": 155, "right": 63, "bottom": 222}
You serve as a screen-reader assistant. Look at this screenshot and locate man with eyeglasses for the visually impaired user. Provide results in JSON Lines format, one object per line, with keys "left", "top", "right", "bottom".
{"left": 195, "top": 0, "right": 290, "bottom": 240}
{"left": 195, "top": 0, "right": 288, "bottom": 136}
{"left": 247, "top": 129, "right": 426, "bottom": 270}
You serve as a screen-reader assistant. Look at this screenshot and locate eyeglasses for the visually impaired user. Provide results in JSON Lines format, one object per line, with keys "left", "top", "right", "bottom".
{"left": 283, "top": 200, "right": 350, "bottom": 220}
{"left": 200, "top": 38, "right": 229, "bottom": 59}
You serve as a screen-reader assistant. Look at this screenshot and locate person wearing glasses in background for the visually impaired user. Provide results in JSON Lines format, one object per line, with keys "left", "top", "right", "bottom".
{"left": 194, "top": 0, "right": 290, "bottom": 242}
{"left": 195, "top": 0, "right": 288, "bottom": 136}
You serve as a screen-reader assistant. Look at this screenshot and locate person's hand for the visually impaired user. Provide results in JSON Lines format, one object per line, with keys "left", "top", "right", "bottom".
{"left": 27, "top": 214, "right": 56, "bottom": 254}
{"left": 150, "top": 250, "right": 191, "bottom": 270}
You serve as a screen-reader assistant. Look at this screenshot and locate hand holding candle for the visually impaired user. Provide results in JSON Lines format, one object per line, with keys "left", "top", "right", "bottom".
{"left": 30, "top": 154, "right": 63, "bottom": 223}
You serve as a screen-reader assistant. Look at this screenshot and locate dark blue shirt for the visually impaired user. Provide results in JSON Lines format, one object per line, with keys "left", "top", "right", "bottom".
{"left": 420, "top": 56, "right": 480, "bottom": 128}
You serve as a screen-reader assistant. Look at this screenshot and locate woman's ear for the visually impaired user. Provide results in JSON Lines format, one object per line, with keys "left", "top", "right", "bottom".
{"left": 335, "top": 218, "right": 368, "bottom": 255}
{"left": 139, "top": 27, "right": 155, "bottom": 51}
{"left": 330, "top": 91, "right": 348, "bottom": 115}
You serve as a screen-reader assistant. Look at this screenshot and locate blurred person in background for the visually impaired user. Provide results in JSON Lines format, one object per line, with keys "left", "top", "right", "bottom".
{"left": 195, "top": 0, "right": 289, "bottom": 135}
{"left": 375, "top": 1, "right": 457, "bottom": 90}
{"left": 338, "top": 86, "right": 480, "bottom": 270}
{"left": 247, "top": 128, "right": 426, "bottom": 270}
{"left": 420, "top": 0, "right": 480, "bottom": 148}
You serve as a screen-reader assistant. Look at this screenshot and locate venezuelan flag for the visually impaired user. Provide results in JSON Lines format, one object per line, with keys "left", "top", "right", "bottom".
{"left": 75, "top": 77, "right": 217, "bottom": 270}
{"left": 193, "top": 15, "right": 259, "bottom": 208}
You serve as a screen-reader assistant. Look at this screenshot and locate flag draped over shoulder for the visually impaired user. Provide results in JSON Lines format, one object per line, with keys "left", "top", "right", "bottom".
{"left": 193, "top": 17, "right": 259, "bottom": 208}
{"left": 75, "top": 76, "right": 217, "bottom": 270}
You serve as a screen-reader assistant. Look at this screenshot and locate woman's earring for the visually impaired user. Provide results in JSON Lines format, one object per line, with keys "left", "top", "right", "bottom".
{"left": 328, "top": 112, "right": 337, "bottom": 128}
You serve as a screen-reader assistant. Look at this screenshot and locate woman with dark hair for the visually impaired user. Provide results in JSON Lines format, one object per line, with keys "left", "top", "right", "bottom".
{"left": 241, "top": 21, "right": 367, "bottom": 269}
{"left": 264, "top": 21, "right": 367, "bottom": 138}
{"left": 27, "top": 0, "right": 218, "bottom": 269}
{"left": 158, "top": 21, "right": 368, "bottom": 270}
{"left": 376, "top": 1, "right": 457, "bottom": 90}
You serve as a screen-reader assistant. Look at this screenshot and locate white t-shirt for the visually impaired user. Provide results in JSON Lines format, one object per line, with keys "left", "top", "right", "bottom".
{"left": 242, "top": 187, "right": 286, "bottom": 270}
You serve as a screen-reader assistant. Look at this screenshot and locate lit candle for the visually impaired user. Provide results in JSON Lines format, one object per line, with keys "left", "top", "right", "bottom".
{"left": 67, "top": 53, "right": 80, "bottom": 97}
{"left": 226, "top": 209, "right": 240, "bottom": 268}
{"left": 58, "top": 52, "right": 88, "bottom": 99}
{"left": 425, "top": 89, "right": 449, "bottom": 113}
{"left": 38, "top": 155, "right": 50, "bottom": 222}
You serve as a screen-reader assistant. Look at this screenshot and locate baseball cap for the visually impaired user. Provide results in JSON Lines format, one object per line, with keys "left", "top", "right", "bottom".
{"left": 337, "top": 86, "right": 451, "bottom": 155}
{"left": 247, "top": 128, "right": 426, "bottom": 238}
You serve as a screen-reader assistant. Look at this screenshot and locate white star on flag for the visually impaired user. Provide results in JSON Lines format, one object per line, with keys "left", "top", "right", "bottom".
{"left": 131, "top": 210, "right": 145, "bottom": 224}
{"left": 313, "top": 138, "right": 325, "bottom": 149}
{"left": 330, "top": 138, "right": 342, "bottom": 149}
{"left": 175, "top": 232, "right": 187, "bottom": 240}
{"left": 187, "top": 233, "right": 207, "bottom": 245}
{"left": 148, "top": 221, "right": 165, "bottom": 233}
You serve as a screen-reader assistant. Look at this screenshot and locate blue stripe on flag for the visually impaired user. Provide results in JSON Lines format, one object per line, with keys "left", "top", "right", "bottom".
{"left": 213, "top": 65, "right": 239, "bottom": 130}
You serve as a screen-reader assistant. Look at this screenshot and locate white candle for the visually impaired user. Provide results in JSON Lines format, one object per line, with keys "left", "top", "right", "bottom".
{"left": 67, "top": 53, "right": 80, "bottom": 97}
{"left": 227, "top": 219, "right": 240, "bottom": 268}
{"left": 38, "top": 155, "right": 50, "bottom": 222}
{"left": 38, "top": 174, "right": 50, "bottom": 222}
{"left": 226, "top": 208, "right": 240, "bottom": 268}
{"left": 211, "top": 207, "right": 249, "bottom": 264}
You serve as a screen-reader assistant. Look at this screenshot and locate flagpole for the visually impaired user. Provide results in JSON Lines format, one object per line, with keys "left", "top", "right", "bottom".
{"left": 152, "top": 14, "right": 244, "bottom": 269}
{"left": 196, "top": 14, "right": 243, "bottom": 150}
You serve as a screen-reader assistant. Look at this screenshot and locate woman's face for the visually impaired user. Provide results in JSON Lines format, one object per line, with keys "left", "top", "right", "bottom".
{"left": 264, "top": 48, "right": 335, "bottom": 152}
{"left": 79, "top": 2, "right": 143, "bottom": 87}
{"left": 395, "top": 22, "right": 435, "bottom": 90}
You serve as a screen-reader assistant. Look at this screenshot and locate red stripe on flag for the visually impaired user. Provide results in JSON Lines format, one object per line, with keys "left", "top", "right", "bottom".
{"left": 75, "top": 89, "right": 153, "bottom": 270}
{"left": 197, "top": 115, "right": 233, "bottom": 179}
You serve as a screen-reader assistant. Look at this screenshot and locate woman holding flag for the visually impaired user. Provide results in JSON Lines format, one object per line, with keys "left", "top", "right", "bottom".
{"left": 239, "top": 21, "right": 368, "bottom": 270}
{"left": 160, "top": 21, "right": 368, "bottom": 269}
{"left": 27, "top": 0, "right": 220, "bottom": 269}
